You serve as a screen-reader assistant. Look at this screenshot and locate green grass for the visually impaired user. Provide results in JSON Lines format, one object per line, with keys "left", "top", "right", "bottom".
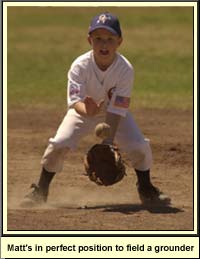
{"left": 7, "top": 6, "right": 193, "bottom": 110}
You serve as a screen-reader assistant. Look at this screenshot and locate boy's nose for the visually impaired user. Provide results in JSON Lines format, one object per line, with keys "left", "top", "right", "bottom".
{"left": 101, "top": 40, "right": 108, "bottom": 47}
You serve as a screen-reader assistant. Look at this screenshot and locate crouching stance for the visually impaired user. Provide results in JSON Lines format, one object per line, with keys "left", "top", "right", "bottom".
{"left": 22, "top": 12, "right": 170, "bottom": 207}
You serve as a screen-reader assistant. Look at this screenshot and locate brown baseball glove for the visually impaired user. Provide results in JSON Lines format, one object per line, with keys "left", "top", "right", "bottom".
{"left": 84, "top": 144, "right": 126, "bottom": 186}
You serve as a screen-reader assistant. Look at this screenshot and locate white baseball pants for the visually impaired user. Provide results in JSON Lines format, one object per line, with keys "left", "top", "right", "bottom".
{"left": 41, "top": 108, "right": 152, "bottom": 173}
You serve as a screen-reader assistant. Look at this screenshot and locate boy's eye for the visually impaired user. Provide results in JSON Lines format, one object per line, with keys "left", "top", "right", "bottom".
{"left": 92, "top": 36, "right": 101, "bottom": 40}
{"left": 93, "top": 37, "right": 115, "bottom": 43}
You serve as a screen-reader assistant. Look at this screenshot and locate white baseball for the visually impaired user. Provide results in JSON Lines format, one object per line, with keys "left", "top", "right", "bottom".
{"left": 95, "top": 123, "right": 111, "bottom": 139}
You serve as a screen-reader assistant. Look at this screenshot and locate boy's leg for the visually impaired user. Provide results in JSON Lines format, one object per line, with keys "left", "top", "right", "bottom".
{"left": 22, "top": 168, "right": 55, "bottom": 206}
{"left": 116, "top": 112, "right": 171, "bottom": 206}
{"left": 22, "top": 109, "right": 98, "bottom": 206}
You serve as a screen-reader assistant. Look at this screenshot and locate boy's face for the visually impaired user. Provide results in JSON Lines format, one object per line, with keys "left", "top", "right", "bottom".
{"left": 88, "top": 28, "right": 122, "bottom": 70}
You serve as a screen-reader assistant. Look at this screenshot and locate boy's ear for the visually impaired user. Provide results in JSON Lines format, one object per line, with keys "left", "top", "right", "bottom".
{"left": 118, "top": 37, "right": 123, "bottom": 46}
{"left": 88, "top": 35, "right": 92, "bottom": 45}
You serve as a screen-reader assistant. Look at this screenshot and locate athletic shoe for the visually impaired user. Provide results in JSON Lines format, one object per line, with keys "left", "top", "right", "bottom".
{"left": 20, "top": 183, "right": 48, "bottom": 207}
{"left": 136, "top": 182, "right": 171, "bottom": 206}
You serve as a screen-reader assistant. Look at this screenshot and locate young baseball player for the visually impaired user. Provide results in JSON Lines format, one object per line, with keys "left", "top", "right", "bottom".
{"left": 22, "top": 12, "right": 171, "bottom": 207}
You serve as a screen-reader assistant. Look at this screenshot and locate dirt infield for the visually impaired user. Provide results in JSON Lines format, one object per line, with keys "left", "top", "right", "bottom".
{"left": 7, "top": 107, "right": 193, "bottom": 231}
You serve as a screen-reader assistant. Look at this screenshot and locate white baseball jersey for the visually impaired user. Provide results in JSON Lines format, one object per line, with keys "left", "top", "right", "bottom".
{"left": 41, "top": 50, "right": 152, "bottom": 173}
{"left": 67, "top": 50, "right": 134, "bottom": 117}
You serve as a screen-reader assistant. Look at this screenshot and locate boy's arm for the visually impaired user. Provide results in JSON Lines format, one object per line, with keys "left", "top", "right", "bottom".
{"left": 73, "top": 97, "right": 104, "bottom": 117}
{"left": 103, "top": 112, "right": 122, "bottom": 144}
{"left": 73, "top": 101, "right": 88, "bottom": 116}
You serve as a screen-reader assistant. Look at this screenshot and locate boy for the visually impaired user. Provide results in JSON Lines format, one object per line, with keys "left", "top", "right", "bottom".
{"left": 22, "top": 12, "right": 171, "bottom": 207}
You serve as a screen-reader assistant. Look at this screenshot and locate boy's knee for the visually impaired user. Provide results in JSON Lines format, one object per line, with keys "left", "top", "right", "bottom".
{"left": 41, "top": 144, "right": 69, "bottom": 173}
{"left": 133, "top": 142, "right": 148, "bottom": 161}
{"left": 139, "top": 140, "right": 152, "bottom": 156}
{"left": 128, "top": 140, "right": 152, "bottom": 170}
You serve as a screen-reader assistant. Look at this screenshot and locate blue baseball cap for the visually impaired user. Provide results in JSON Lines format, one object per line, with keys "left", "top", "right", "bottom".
{"left": 88, "top": 12, "right": 122, "bottom": 37}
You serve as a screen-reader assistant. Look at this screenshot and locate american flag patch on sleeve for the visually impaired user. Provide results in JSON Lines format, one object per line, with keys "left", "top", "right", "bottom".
{"left": 114, "top": 96, "right": 130, "bottom": 108}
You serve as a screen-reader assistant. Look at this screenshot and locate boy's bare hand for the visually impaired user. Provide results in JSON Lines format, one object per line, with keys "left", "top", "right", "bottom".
{"left": 84, "top": 96, "right": 104, "bottom": 116}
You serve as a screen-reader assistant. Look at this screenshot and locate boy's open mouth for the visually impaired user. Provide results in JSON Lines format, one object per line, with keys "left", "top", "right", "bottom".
{"left": 100, "top": 49, "right": 109, "bottom": 55}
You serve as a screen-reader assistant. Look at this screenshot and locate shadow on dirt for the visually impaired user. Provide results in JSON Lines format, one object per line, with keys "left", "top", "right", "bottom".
{"left": 81, "top": 203, "right": 184, "bottom": 215}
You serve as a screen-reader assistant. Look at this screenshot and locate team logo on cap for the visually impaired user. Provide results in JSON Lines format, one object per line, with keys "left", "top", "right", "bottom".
{"left": 97, "top": 14, "right": 111, "bottom": 24}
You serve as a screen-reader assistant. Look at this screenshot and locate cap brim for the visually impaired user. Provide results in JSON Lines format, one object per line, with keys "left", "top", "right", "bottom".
{"left": 88, "top": 25, "right": 119, "bottom": 36}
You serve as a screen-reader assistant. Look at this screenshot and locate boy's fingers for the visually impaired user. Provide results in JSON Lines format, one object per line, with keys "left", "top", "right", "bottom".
{"left": 84, "top": 96, "right": 90, "bottom": 103}
{"left": 98, "top": 99, "right": 105, "bottom": 107}
{"left": 85, "top": 96, "right": 96, "bottom": 105}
